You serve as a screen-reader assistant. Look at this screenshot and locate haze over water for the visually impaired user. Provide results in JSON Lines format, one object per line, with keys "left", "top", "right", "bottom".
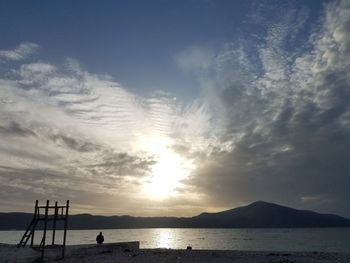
{"left": 1, "top": 228, "right": 350, "bottom": 252}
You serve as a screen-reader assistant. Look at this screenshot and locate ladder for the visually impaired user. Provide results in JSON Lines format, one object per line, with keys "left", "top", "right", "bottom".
{"left": 17, "top": 217, "right": 38, "bottom": 247}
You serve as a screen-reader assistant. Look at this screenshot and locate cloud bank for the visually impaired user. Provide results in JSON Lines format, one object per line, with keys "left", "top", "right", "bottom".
{"left": 0, "top": 46, "right": 221, "bottom": 215}
{"left": 0, "top": 0, "right": 350, "bottom": 217}
{"left": 183, "top": 0, "right": 350, "bottom": 216}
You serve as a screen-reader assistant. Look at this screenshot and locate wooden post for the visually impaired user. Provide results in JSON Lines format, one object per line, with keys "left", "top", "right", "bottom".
{"left": 41, "top": 200, "right": 49, "bottom": 260}
{"left": 62, "top": 200, "right": 69, "bottom": 259}
{"left": 52, "top": 201, "right": 58, "bottom": 245}
{"left": 30, "top": 200, "right": 38, "bottom": 247}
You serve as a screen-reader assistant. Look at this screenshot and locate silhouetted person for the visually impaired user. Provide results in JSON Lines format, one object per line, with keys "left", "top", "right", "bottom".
{"left": 96, "top": 232, "right": 104, "bottom": 244}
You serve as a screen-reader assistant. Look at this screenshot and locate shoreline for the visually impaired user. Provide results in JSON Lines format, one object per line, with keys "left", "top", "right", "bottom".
{"left": 1, "top": 243, "right": 350, "bottom": 263}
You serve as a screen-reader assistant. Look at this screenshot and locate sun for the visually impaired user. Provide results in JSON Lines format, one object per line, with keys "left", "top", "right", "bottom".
{"left": 146, "top": 149, "right": 187, "bottom": 197}
{"left": 138, "top": 136, "right": 194, "bottom": 198}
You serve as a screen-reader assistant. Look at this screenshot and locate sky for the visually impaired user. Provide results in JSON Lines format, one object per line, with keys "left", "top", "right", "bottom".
{"left": 1, "top": 0, "right": 350, "bottom": 217}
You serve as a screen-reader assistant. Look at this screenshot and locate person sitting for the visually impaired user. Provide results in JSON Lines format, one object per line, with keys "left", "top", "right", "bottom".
{"left": 96, "top": 232, "right": 104, "bottom": 244}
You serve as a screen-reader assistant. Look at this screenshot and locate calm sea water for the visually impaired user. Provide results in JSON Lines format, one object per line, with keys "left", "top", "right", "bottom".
{"left": 1, "top": 228, "right": 349, "bottom": 252}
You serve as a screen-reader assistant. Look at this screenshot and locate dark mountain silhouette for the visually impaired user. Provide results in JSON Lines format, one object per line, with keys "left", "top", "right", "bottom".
{"left": 1, "top": 201, "right": 349, "bottom": 230}
{"left": 191, "top": 201, "right": 350, "bottom": 228}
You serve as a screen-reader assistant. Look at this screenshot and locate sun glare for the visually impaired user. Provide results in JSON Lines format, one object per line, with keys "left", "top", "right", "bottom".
{"left": 139, "top": 136, "right": 194, "bottom": 199}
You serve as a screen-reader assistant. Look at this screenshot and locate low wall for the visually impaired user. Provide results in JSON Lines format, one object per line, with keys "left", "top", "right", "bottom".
{"left": 66, "top": 241, "right": 140, "bottom": 257}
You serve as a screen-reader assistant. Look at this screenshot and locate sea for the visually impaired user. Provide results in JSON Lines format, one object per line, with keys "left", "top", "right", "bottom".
{"left": 1, "top": 228, "right": 350, "bottom": 252}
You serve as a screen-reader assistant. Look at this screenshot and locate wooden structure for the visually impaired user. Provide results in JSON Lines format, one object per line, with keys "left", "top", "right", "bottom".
{"left": 18, "top": 200, "right": 69, "bottom": 261}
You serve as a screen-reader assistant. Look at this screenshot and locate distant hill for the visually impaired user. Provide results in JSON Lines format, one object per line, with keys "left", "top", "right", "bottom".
{"left": 191, "top": 201, "right": 350, "bottom": 228}
{"left": 1, "top": 201, "right": 350, "bottom": 230}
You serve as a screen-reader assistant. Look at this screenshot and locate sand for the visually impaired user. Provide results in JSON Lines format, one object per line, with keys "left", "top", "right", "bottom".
{"left": 1, "top": 243, "right": 350, "bottom": 263}
{"left": 0, "top": 243, "right": 40, "bottom": 263}
{"left": 59, "top": 249, "right": 350, "bottom": 263}
{"left": 60, "top": 249, "right": 350, "bottom": 263}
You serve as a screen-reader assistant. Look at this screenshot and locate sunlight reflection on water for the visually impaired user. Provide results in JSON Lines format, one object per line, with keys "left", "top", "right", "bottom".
{"left": 156, "top": 229, "right": 173, "bottom": 248}
{"left": 1, "top": 228, "right": 350, "bottom": 252}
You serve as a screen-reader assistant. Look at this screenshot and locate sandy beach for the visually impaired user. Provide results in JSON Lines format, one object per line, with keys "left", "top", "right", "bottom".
{"left": 60, "top": 249, "right": 350, "bottom": 263}
{"left": 1, "top": 243, "right": 350, "bottom": 263}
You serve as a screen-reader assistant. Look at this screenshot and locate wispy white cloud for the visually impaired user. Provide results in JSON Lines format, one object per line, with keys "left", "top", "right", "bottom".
{"left": 179, "top": 0, "right": 350, "bottom": 216}
{"left": 0, "top": 42, "right": 39, "bottom": 61}
{"left": 174, "top": 46, "right": 215, "bottom": 74}
{"left": 1, "top": 0, "right": 350, "bottom": 217}
{"left": 0, "top": 48, "right": 219, "bottom": 215}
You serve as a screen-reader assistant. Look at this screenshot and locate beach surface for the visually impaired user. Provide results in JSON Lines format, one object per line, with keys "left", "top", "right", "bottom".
{"left": 1, "top": 243, "right": 350, "bottom": 263}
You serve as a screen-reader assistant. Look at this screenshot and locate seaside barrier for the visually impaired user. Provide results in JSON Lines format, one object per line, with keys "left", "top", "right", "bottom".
{"left": 65, "top": 242, "right": 140, "bottom": 257}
